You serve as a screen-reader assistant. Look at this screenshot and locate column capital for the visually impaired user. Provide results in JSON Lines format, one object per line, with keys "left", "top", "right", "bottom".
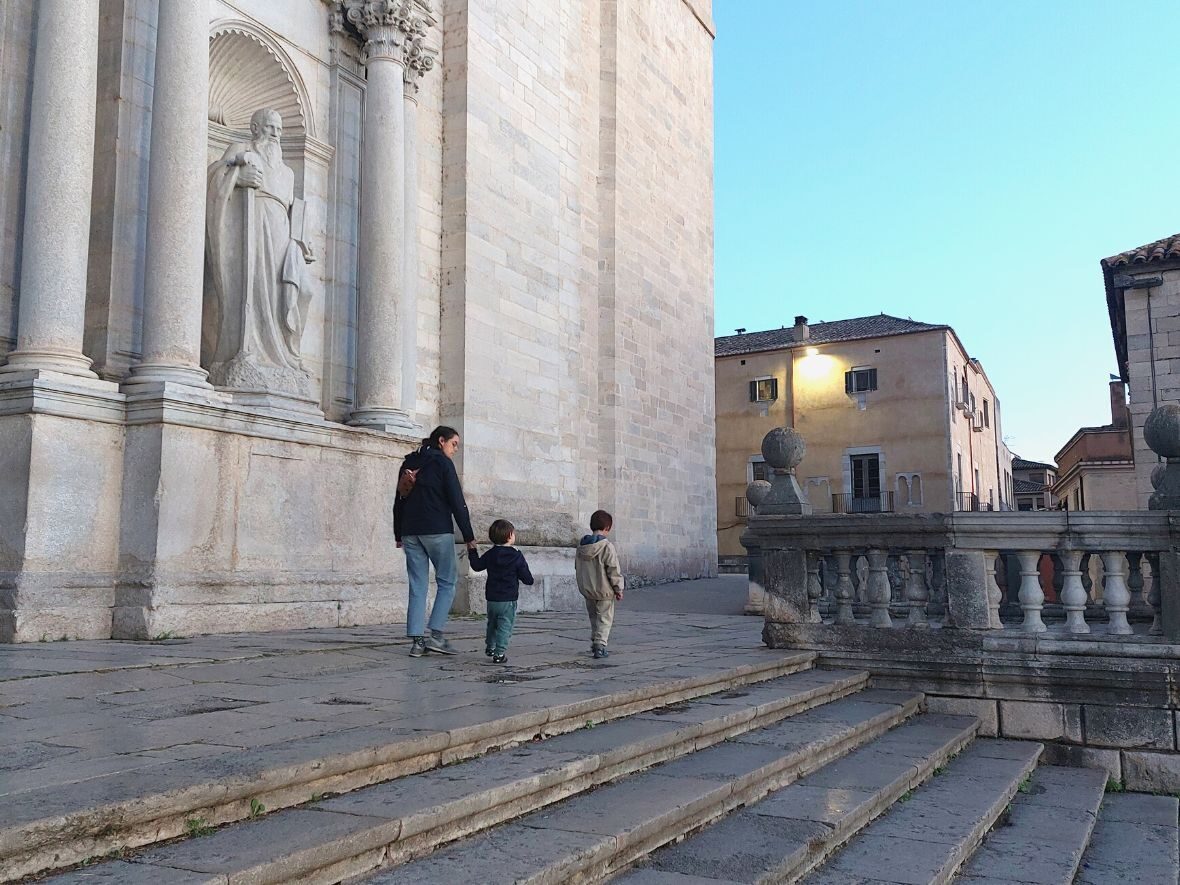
{"left": 340, "top": 0, "right": 437, "bottom": 67}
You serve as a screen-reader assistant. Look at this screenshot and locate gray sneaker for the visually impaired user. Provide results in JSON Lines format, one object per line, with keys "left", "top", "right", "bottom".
{"left": 409, "top": 637, "right": 426, "bottom": 657}
{"left": 424, "top": 635, "right": 458, "bottom": 655}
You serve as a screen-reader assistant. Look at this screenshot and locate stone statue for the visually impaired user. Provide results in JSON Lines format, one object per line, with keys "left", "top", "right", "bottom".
{"left": 204, "top": 108, "right": 315, "bottom": 397}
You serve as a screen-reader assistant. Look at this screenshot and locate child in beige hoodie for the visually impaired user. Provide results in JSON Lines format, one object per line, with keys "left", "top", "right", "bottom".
{"left": 574, "top": 509, "right": 624, "bottom": 659}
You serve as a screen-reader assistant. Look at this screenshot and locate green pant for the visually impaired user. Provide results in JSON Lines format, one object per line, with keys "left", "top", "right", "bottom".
{"left": 485, "top": 600, "right": 517, "bottom": 654}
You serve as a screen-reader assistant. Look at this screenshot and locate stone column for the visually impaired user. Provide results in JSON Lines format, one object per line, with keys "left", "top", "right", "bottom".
{"left": 0, "top": 0, "right": 102, "bottom": 378}
{"left": 346, "top": 1, "right": 424, "bottom": 431}
{"left": 400, "top": 45, "right": 433, "bottom": 417}
{"left": 125, "top": 0, "right": 211, "bottom": 389}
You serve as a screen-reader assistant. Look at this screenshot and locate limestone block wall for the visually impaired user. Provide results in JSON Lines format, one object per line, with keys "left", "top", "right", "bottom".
{"left": 1122, "top": 277, "right": 1180, "bottom": 506}
{"left": 440, "top": 0, "right": 603, "bottom": 547}
{"left": 602, "top": 0, "right": 717, "bottom": 581}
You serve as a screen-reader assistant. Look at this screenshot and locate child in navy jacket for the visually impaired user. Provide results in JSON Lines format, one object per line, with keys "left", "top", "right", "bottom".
{"left": 468, "top": 519, "right": 533, "bottom": 663}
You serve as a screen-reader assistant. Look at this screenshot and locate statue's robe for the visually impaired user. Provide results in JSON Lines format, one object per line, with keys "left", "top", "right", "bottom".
{"left": 204, "top": 142, "right": 310, "bottom": 393}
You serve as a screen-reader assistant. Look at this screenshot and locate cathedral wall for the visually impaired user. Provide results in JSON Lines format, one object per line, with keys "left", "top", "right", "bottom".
{"left": 603, "top": 0, "right": 717, "bottom": 580}
{"left": 440, "top": 0, "right": 603, "bottom": 548}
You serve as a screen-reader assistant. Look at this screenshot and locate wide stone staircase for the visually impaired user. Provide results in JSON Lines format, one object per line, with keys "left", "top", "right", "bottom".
{"left": 15, "top": 654, "right": 1178, "bottom": 885}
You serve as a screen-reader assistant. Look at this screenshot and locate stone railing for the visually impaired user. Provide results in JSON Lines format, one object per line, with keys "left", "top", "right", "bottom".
{"left": 741, "top": 421, "right": 1180, "bottom": 642}
{"left": 744, "top": 509, "right": 1174, "bottom": 637}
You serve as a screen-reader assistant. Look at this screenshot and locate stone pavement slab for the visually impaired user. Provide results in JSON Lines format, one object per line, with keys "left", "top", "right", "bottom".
{"left": 1076, "top": 793, "right": 1180, "bottom": 885}
{"left": 1, "top": 606, "right": 797, "bottom": 881}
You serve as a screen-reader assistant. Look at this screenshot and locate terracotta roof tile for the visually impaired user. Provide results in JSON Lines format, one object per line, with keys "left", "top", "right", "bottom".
{"left": 1103, "top": 233, "right": 1180, "bottom": 267}
{"left": 715, "top": 314, "right": 945, "bottom": 357}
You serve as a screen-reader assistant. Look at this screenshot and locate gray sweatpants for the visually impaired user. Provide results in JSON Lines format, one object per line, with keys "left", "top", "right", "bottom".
{"left": 585, "top": 598, "right": 615, "bottom": 647}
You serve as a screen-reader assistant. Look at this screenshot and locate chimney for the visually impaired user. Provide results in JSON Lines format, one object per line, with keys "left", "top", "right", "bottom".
{"left": 793, "top": 315, "right": 809, "bottom": 343}
{"left": 1109, "top": 379, "right": 1129, "bottom": 428}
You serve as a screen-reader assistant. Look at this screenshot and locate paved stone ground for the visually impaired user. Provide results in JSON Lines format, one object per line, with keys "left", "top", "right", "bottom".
{"left": 0, "top": 577, "right": 756, "bottom": 801}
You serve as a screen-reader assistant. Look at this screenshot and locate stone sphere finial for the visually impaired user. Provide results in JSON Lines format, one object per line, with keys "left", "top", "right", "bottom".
{"left": 746, "top": 480, "right": 772, "bottom": 509}
{"left": 1145, "top": 405, "right": 1180, "bottom": 460}
{"left": 761, "top": 427, "right": 805, "bottom": 471}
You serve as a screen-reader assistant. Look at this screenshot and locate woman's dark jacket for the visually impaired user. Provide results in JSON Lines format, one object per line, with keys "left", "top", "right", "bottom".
{"left": 393, "top": 446, "right": 475, "bottom": 543}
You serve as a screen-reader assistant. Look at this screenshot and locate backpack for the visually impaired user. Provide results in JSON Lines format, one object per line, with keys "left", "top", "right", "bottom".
{"left": 397, "top": 466, "right": 418, "bottom": 499}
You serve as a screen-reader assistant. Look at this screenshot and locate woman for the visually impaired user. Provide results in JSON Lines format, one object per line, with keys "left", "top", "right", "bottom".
{"left": 394, "top": 425, "right": 477, "bottom": 657}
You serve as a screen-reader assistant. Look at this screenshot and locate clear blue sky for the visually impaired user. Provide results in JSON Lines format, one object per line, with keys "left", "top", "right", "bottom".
{"left": 713, "top": 1, "right": 1180, "bottom": 464}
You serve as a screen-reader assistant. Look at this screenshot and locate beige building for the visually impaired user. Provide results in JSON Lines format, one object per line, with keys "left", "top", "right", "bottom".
{"left": 1103, "top": 233, "right": 1180, "bottom": 505}
{"left": 1052, "top": 380, "right": 1136, "bottom": 511}
{"left": 715, "top": 314, "right": 1010, "bottom": 558}
{"left": 0, "top": 0, "right": 716, "bottom": 641}
{"left": 1010, "top": 457, "right": 1057, "bottom": 511}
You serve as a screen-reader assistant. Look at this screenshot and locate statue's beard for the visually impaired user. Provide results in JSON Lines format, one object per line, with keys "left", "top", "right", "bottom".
{"left": 252, "top": 137, "right": 281, "bottom": 165}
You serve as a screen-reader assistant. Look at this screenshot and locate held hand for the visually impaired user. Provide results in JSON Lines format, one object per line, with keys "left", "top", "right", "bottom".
{"left": 465, "top": 540, "right": 478, "bottom": 551}
{"left": 237, "top": 164, "right": 264, "bottom": 188}
{"left": 614, "top": 591, "right": 624, "bottom": 601}
{"left": 396, "top": 541, "right": 403, "bottom": 549}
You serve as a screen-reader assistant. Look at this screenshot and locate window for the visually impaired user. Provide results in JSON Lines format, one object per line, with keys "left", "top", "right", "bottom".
{"left": 982, "top": 399, "right": 990, "bottom": 427}
{"left": 751, "top": 459, "right": 771, "bottom": 482}
{"left": 749, "top": 377, "right": 778, "bottom": 402}
{"left": 969, "top": 393, "right": 977, "bottom": 413}
{"left": 844, "top": 367, "right": 878, "bottom": 394}
{"left": 850, "top": 454, "right": 882, "bottom": 500}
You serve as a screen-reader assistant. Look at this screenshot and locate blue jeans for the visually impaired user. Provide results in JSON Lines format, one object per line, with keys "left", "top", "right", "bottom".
{"left": 403, "top": 534, "right": 458, "bottom": 637}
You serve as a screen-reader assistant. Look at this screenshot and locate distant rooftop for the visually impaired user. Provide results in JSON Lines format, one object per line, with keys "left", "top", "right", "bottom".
{"left": 715, "top": 314, "right": 945, "bottom": 357}
{"left": 1102, "top": 233, "right": 1180, "bottom": 268}
{"left": 1012, "top": 457, "right": 1055, "bottom": 472}
{"left": 1013, "top": 477, "right": 1047, "bottom": 494}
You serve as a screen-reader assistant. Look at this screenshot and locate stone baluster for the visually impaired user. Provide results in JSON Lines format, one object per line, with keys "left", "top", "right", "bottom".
{"left": 1147, "top": 552, "right": 1163, "bottom": 635}
{"left": 1059, "top": 548, "right": 1089, "bottom": 634}
{"left": 1128, "top": 551, "right": 1151, "bottom": 621}
{"left": 867, "top": 549, "right": 892, "bottom": 628}
{"left": 984, "top": 550, "right": 1003, "bottom": 628}
{"left": 905, "top": 550, "right": 929, "bottom": 627}
{"left": 803, "top": 552, "right": 822, "bottom": 624}
{"left": 1016, "top": 550, "right": 1047, "bottom": 633}
{"left": 834, "top": 550, "right": 855, "bottom": 625}
{"left": 1100, "top": 551, "right": 1133, "bottom": 635}
{"left": 125, "top": 0, "right": 212, "bottom": 389}
{"left": 0, "top": 0, "right": 102, "bottom": 378}
{"left": 345, "top": 0, "right": 426, "bottom": 431}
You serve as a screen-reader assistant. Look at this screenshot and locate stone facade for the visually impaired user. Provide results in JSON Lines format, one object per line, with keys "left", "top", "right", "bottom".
{"left": 715, "top": 318, "right": 1010, "bottom": 558}
{"left": 0, "top": 0, "right": 717, "bottom": 641}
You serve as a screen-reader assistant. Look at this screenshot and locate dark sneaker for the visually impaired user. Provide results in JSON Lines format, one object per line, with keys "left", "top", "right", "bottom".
{"left": 485, "top": 648, "right": 493, "bottom": 657}
{"left": 424, "top": 635, "right": 458, "bottom": 655}
{"left": 409, "top": 637, "right": 426, "bottom": 657}
{"left": 492, "top": 652, "right": 508, "bottom": 664}
{"left": 592, "top": 645, "right": 604, "bottom": 659}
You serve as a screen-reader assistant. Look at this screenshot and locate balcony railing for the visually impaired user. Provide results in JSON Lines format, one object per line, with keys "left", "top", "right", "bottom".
{"left": 955, "top": 492, "right": 995, "bottom": 512}
{"left": 831, "top": 492, "right": 894, "bottom": 514}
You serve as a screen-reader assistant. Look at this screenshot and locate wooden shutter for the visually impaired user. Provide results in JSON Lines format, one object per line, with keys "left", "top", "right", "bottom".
{"left": 749, "top": 380, "right": 757, "bottom": 402}
{"left": 844, "top": 371, "right": 853, "bottom": 394}
{"left": 867, "top": 368, "right": 878, "bottom": 391}
{"left": 769, "top": 378, "right": 778, "bottom": 400}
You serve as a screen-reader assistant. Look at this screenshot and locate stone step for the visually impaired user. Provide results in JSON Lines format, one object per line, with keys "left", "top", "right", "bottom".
{"left": 0, "top": 650, "right": 817, "bottom": 882}
{"left": 954, "top": 765, "right": 1108, "bottom": 885}
{"left": 353, "top": 688, "right": 926, "bottom": 883}
{"left": 799, "top": 739, "right": 1044, "bottom": 885}
{"left": 33, "top": 665, "right": 865, "bottom": 885}
{"left": 1075, "top": 792, "right": 1180, "bottom": 885}
{"left": 617, "top": 711, "right": 980, "bottom": 883}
